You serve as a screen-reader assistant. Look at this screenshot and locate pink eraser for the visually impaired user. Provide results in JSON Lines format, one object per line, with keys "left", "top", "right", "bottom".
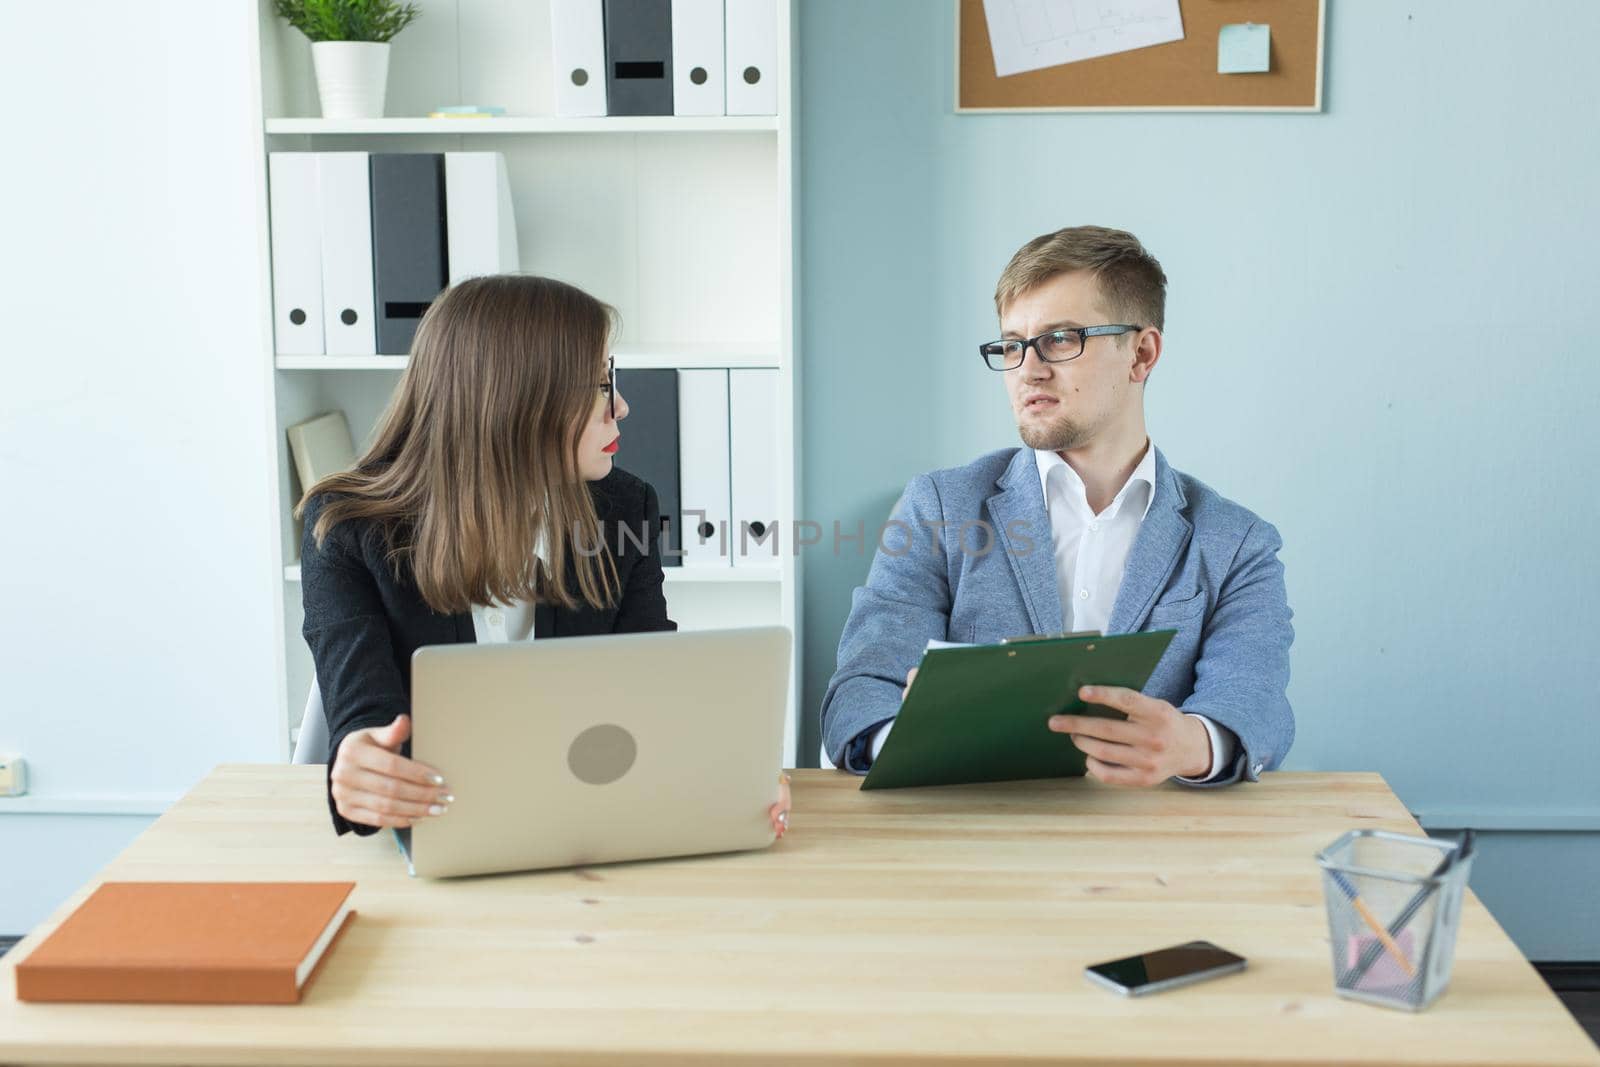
{"left": 1344, "top": 928, "right": 1418, "bottom": 989}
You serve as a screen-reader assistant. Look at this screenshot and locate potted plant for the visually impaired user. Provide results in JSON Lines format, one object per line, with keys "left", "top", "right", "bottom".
{"left": 274, "top": 0, "right": 420, "bottom": 120}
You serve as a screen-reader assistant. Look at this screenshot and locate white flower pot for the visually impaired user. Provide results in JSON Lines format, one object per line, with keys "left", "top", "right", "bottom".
{"left": 312, "top": 41, "right": 390, "bottom": 120}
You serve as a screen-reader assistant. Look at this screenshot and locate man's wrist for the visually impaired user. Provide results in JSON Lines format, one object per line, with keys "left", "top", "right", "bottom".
{"left": 1178, "top": 713, "right": 1214, "bottom": 778}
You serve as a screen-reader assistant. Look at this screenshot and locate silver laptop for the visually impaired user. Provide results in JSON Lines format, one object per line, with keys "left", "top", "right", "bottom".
{"left": 397, "top": 626, "right": 791, "bottom": 878}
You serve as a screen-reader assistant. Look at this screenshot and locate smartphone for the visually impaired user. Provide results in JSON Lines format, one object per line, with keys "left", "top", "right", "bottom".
{"left": 1084, "top": 940, "right": 1247, "bottom": 996}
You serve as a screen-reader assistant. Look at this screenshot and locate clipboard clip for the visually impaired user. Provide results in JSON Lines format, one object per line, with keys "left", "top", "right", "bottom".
{"left": 1001, "top": 630, "right": 1102, "bottom": 644}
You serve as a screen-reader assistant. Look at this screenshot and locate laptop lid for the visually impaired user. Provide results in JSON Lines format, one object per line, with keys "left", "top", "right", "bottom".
{"left": 405, "top": 626, "right": 790, "bottom": 878}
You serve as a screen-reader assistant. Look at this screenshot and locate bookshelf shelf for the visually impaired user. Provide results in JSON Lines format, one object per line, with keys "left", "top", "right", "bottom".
{"left": 666, "top": 567, "right": 784, "bottom": 583}
{"left": 284, "top": 564, "right": 781, "bottom": 585}
{"left": 276, "top": 355, "right": 409, "bottom": 371}
{"left": 265, "top": 116, "right": 779, "bottom": 136}
{"left": 614, "top": 344, "right": 781, "bottom": 370}
{"left": 275, "top": 344, "right": 780, "bottom": 373}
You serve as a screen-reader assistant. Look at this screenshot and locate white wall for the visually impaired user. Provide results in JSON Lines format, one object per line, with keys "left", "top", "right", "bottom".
{"left": 0, "top": 1, "right": 283, "bottom": 933}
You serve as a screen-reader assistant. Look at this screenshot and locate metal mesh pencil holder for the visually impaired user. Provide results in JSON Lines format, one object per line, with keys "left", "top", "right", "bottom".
{"left": 1314, "top": 829, "right": 1474, "bottom": 1011}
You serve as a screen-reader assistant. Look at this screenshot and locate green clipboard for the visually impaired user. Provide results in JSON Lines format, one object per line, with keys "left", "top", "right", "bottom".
{"left": 860, "top": 629, "right": 1177, "bottom": 790}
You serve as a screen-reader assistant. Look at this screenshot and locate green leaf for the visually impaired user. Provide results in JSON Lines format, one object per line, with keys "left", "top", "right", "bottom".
{"left": 274, "top": 0, "right": 420, "bottom": 44}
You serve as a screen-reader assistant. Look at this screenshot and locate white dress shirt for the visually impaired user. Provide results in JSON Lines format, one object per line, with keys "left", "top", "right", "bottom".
{"left": 870, "top": 441, "right": 1234, "bottom": 782}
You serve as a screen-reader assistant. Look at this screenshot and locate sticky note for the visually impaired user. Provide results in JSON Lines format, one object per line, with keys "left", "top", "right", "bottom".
{"left": 1218, "top": 23, "right": 1271, "bottom": 74}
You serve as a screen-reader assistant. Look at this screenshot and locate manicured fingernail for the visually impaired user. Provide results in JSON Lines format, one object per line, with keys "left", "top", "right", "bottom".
{"left": 428, "top": 804, "right": 448, "bottom": 816}
{"left": 439, "top": 793, "right": 455, "bottom": 804}
{"left": 1080, "top": 687, "right": 1095, "bottom": 698}
{"left": 431, "top": 774, "right": 446, "bottom": 786}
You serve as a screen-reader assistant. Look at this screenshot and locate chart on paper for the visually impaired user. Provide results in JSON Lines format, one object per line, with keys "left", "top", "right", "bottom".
{"left": 981, "top": 0, "right": 1185, "bottom": 78}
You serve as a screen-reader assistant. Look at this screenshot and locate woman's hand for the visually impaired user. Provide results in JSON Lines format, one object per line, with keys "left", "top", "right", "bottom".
{"left": 329, "top": 714, "right": 452, "bottom": 829}
{"left": 768, "top": 772, "right": 792, "bottom": 838}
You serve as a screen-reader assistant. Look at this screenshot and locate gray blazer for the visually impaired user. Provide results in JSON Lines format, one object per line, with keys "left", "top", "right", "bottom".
{"left": 820, "top": 447, "right": 1294, "bottom": 786}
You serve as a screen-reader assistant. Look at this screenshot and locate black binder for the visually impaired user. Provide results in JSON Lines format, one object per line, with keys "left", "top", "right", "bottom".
{"left": 604, "top": 0, "right": 673, "bottom": 116}
{"left": 615, "top": 369, "right": 681, "bottom": 566}
{"left": 369, "top": 154, "right": 448, "bottom": 355}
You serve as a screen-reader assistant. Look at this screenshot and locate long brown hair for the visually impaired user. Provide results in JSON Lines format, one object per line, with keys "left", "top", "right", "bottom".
{"left": 298, "top": 275, "right": 620, "bottom": 614}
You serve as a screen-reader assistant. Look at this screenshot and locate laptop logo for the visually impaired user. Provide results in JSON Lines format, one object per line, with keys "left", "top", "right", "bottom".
{"left": 567, "top": 724, "right": 637, "bottom": 785}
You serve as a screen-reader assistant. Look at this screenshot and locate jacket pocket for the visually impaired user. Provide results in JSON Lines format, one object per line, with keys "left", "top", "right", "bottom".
{"left": 1147, "top": 588, "right": 1207, "bottom": 624}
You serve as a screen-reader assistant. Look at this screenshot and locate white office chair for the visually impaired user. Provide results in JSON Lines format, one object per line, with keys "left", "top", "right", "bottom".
{"left": 290, "top": 679, "right": 329, "bottom": 765}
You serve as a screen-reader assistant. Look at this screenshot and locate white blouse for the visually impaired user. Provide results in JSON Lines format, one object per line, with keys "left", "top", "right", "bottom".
{"left": 469, "top": 599, "right": 537, "bottom": 643}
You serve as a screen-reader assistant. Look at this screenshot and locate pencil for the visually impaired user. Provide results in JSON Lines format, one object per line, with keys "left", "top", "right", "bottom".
{"left": 1330, "top": 871, "right": 1417, "bottom": 978}
{"left": 1347, "top": 830, "right": 1475, "bottom": 985}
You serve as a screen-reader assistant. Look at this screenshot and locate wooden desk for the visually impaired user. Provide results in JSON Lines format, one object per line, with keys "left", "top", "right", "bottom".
{"left": 2, "top": 766, "right": 1595, "bottom": 1066}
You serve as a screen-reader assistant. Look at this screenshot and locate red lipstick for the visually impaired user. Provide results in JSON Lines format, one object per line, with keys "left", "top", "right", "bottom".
{"left": 602, "top": 437, "right": 619, "bottom": 454}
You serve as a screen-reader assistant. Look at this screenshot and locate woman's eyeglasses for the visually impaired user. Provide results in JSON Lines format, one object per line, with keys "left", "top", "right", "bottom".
{"left": 596, "top": 354, "right": 616, "bottom": 420}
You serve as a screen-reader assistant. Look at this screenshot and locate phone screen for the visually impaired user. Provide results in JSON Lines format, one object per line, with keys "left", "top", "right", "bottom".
{"left": 1086, "top": 941, "right": 1246, "bottom": 993}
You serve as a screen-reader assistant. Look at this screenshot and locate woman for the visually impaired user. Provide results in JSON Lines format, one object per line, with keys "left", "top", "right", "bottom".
{"left": 297, "top": 275, "right": 791, "bottom": 839}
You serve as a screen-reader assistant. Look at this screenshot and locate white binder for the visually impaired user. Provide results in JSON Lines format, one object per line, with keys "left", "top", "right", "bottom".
{"left": 550, "top": 0, "right": 609, "bottom": 118}
{"left": 445, "top": 153, "right": 520, "bottom": 285}
{"left": 724, "top": 0, "right": 777, "bottom": 116}
{"left": 672, "top": 0, "right": 725, "bottom": 116}
{"left": 316, "top": 152, "right": 376, "bottom": 356}
{"left": 728, "top": 368, "right": 779, "bottom": 567}
{"left": 678, "top": 369, "right": 733, "bottom": 568}
{"left": 267, "top": 153, "right": 324, "bottom": 355}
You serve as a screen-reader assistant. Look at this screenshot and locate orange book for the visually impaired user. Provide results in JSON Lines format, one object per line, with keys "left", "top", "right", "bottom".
{"left": 14, "top": 882, "right": 356, "bottom": 1005}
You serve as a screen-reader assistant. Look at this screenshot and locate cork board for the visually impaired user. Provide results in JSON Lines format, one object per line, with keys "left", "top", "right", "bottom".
{"left": 957, "top": 0, "right": 1325, "bottom": 112}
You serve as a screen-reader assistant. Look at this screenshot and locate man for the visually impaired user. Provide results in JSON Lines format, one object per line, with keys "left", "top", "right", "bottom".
{"left": 821, "top": 226, "right": 1293, "bottom": 786}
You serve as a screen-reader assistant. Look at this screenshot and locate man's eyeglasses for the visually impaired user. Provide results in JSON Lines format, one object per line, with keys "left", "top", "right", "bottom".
{"left": 978, "top": 324, "right": 1142, "bottom": 371}
{"left": 596, "top": 354, "right": 615, "bottom": 420}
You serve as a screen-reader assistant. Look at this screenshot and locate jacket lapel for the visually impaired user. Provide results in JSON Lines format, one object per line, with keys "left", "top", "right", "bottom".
{"left": 1108, "top": 448, "right": 1192, "bottom": 634}
{"left": 986, "top": 449, "right": 1065, "bottom": 636}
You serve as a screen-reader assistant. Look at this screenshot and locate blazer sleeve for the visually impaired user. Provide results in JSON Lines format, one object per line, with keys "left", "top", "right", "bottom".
{"left": 300, "top": 496, "right": 410, "bottom": 836}
{"left": 1176, "top": 518, "right": 1295, "bottom": 788}
{"left": 819, "top": 474, "right": 954, "bottom": 772}
{"left": 610, "top": 482, "right": 677, "bottom": 633}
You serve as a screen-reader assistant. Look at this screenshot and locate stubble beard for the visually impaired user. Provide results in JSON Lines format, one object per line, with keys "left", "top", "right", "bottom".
{"left": 1018, "top": 410, "right": 1091, "bottom": 452}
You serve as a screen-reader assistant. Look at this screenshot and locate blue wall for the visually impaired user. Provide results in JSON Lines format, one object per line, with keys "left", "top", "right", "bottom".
{"left": 797, "top": 0, "right": 1600, "bottom": 958}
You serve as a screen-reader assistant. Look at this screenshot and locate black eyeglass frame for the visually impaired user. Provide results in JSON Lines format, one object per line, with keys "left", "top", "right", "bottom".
{"left": 597, "top": 354, "right": 616, "bottom": 421}
{"left": 978, "top": 324, "right": 1144, "bottom": 371}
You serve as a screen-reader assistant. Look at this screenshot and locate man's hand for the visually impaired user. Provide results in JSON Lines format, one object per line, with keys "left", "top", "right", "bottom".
{"left": 1048, "top": 686, "right": 1211, "bottom": 786}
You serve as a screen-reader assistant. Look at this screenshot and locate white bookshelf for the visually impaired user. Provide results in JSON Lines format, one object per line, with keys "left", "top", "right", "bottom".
{"left": 255, "top": 0, "right": 802, "bottom": 763}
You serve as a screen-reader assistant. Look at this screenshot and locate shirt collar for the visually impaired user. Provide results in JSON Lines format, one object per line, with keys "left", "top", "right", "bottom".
{"left": 1034, "top": 440, "right": 1157, "bottom": 522}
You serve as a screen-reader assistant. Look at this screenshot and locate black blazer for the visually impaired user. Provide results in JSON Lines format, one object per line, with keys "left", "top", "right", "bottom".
{"left": 300, "top": 468, "right": 675, "bottom": 835}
